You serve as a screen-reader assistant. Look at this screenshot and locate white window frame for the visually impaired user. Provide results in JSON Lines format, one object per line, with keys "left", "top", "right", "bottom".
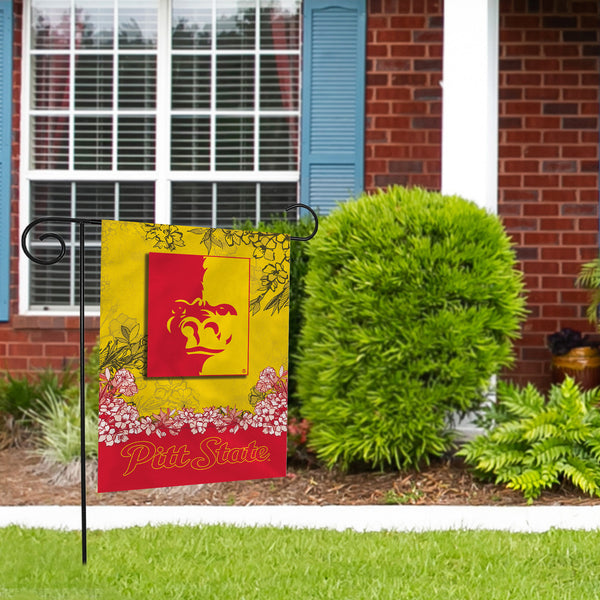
{"left": 19, "top": 0, "right": 301, "bottom": 316}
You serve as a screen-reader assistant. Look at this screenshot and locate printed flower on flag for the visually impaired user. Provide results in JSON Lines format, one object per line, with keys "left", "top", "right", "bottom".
{"left": 97, "top": 365, "right": 288, "bottom": 445}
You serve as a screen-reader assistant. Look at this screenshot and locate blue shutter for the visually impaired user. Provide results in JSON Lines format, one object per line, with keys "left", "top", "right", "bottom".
{"left": 0, "top": 1, "right": 11, "bottom": 322}
{"left": 300, "top": 0, "right": 366, "bottom": 214}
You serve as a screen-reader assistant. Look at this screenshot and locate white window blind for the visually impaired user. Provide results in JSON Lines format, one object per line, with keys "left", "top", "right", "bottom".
{"left": 23, "top": 0, "right": 301, "bottom": 311}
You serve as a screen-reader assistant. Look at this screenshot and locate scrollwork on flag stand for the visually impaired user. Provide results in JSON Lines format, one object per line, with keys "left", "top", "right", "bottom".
{"left": 20, "top": 205, "right": 318, "bottom": 566}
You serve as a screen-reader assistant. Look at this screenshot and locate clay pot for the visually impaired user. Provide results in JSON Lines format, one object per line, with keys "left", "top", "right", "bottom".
{"left": 551, "top": 346, "right": 600, "bottom": 390}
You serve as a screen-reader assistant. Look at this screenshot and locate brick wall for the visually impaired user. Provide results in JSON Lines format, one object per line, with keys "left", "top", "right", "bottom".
{"left": 365, "top": 0, "right": 443, "bottom": 191}
{"left": 498, "top": 0, "right": 600, "bottom": 389}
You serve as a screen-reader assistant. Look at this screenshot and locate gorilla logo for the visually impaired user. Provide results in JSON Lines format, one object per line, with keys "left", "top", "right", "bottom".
{"left": 166, "top": 297, "right": 238, "bottom": 373}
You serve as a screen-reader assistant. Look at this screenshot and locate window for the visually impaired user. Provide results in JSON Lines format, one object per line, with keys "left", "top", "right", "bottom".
{"left": 20, "top": 0, "right": 366, "bottom": 313}
{"left": 22, "top": 0, "right": 301, "bottom": 311}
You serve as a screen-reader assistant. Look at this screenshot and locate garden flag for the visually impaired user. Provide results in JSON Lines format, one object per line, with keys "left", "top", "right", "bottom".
{"left": 98, "top": 220, "right": 290, "bottom": 492}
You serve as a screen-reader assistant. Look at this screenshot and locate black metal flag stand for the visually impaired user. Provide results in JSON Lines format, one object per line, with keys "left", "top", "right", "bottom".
{"left": 20, "top": 204, "right": 318, "bottom": 566}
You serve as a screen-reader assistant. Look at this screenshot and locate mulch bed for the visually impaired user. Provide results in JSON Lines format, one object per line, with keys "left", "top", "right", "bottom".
{"left": 2, "top": 446, "right": 600, "bottom": 507}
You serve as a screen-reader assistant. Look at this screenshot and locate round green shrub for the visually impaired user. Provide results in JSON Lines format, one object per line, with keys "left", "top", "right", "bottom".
{"left": 297, "top": 186, "right": 527, "bottom": 471}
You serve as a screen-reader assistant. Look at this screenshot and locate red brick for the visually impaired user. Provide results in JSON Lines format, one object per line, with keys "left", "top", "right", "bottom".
{"left": 541, "top": 189, "right": 577, "bottom": 202}
{"left": 375, "top": 59, "right": 412, "bottom": 71}
{"left": 561, "top": 290, "right": 592, "bottom": 304}
{"left": 28, "top": 357, "right": 69, "bottom": 371}
{"left": 523, "top": 232, "right": 560, "bottom": 245}
{"left": 29, "top": 330, "right": 67, "bottom": 343}
{"left": 505, "top": 131, "right": 542, "bottom": 143}
{"left": 563, "top": 233, "right": 598, "bottom": 245}
{"left": 44, "top": 344, "right": 79, "bottom": 357}
{"left": 523, "top": 204, "right": 559, "bottom": 216}
{"left": 502, "top": 217, "right": 538, "bottom": 230}
{"left": 543, "top": 73, "right": 579, "bottom": 86}
{"left": 561, "top": 145, "right": 597, "bottom": 158}
{"left": 527, "top": 290, "right": 560, "bottom": 304}
{"left": 367, "top": 101, "right": 393, "bottom": 115}
{"left": 522, "top": 318, "right": 561, "bottom": 333}
{"left": 543, "top": 131, "right": 579, "bottom": 143}
{"left": 540, "top": 247, "right": 577, "bottom": 261}
{"left": 542, "top": 305, "right": 578, "bottom": 318}
{"left": 504, "top": 160, "right": 540, "bottom": 173}
{"left": 524, "top": 116, "right": 561, "bottom": 129}
{"left": 391, "top": 101, "right": 428, "bottom": 114}
{"left": 375, "top": 87, "right": 411, "bottom": 101}
{"left": 367, "top": 44, "right": 390, "bottom": 58}
{"left": 390, "top": 130, "right": 427, "bottom": 144}
{"left": 386, "top": 16, "right": 426, "bottom": 30}
{"left": 564, "top": 88, "right": 598, "bottom": 101}
{"left": 505, "top": 72, "right": 544, "bottom": 86}
{"left": 523, "top": 175, "right": 560, "bottom": 187}
{"left": 1, "top": 357, "right": 28, "bottom": 372}
{"left": 561, "top": 175, "right": 598, "bottom": 187}
{"left": 373, "top": 116, "right": 411, "bottom": 129}
{"left": 523, "top": 145, "right": 559, "bottom": 158}
{"left": 374, "top": 145, "right": 411, "bottom": 158}
{"left": 523, "top": 262, "right": 560, "bottom": 274}
{"left": 8, "top": 343, "right": 43, "bottom": 357}
{"left": 577, "top": 217, "right": 599, "bottom": 231}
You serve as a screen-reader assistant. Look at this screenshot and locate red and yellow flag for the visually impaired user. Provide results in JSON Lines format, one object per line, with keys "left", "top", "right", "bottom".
{"left": 98, "top": 220, "right": 289, "bottom": 492}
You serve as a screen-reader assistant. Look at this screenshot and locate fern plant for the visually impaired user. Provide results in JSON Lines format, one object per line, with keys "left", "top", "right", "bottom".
{"left": 576, "top": 259, "right": 600, "bottom": 324}
{"left": 458, "top": 377, "right": 600, "bottom": 502}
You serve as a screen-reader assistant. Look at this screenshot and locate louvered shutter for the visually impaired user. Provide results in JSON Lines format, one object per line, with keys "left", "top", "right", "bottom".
{"left": 300, "top": 0, "right": 366, "bottom": 214}
{"left": 0, "top": 0, "right": 11, "bottom": 321}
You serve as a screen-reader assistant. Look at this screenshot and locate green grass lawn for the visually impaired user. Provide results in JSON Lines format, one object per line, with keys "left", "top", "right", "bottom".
{"left": 1, "top": 525, "right": 600, "bottom": 599}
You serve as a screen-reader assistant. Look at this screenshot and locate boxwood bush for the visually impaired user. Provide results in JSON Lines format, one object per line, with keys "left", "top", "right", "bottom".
{"left": 297, "top": 186, "right": 527, "bottom": 470}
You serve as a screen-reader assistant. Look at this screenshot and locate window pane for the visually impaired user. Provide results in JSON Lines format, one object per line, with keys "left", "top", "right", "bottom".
{"left": 259, "top": 116, "right": 298, "bottom": 170}
{"left": 32, "top": 54, "right": 72, "bottom": 110}
{"left": 118, "top": 1, "right": 158, "bottom": 49}
{"left": 259, "top": 54, "right": 299, "bottom": 110}
{"left": 119, "top": 55, "right": 156, "bottom": 109}
{"left": 74, "top": 116, "right": 113, "bottom": 169}
{"left": 217, "top": 182, "right": 256, "bottom": 227}
{"left": 216, "top": 116, "right": 254, "bottom": 170}
{"left": 75, "top": 54, "right": 113, "bottom": 110}
{"left": 171, "top": 116, "right": 210, "bottom": 170}
{"left": 76, "top": 182, "right": 114, "bottom": 216}
{"left": 171, "top": 55, "right": 210, "bottom": 110}
{"left": 30, "top": 251, "right": 72, "bottom": 307}
{"left": 217, "top": 0, "right": 255, "bottom": 49}
{"left": 31, "top": 0, "right": 71, "bottom": 50}
{"left": 259, "top": 0, "right": 300, "bottom": 50}
{"left": 78, "top": 0, "right": 114, "bottom": 49}
{"left": 216, "top": 55, "right": 255, "bottom": 110}
{"left": 32, "top": 115, "right": 69, "bottom": 169}
{"left": 172, "top": 0, "right": 211, "bottom": 49}
{"left": 119, "top": 182, "right": 155, "bottom": 223}
{"left": 118, "top": 116, "right": 156, "bottom": 169}
{"left": 75, "top": 182, "right": 115, "bottom": 243}
{"left": 171, "top": 182, "right": 213, "bottom": 226}
{"left": 260, "top": 182, "right": 296, "bottom": 222}
{"left": 30, "top": 181, "right": 72, "bottom": 241}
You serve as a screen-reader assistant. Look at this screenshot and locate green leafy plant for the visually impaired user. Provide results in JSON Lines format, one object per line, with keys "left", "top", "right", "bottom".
{"left": 457, "top": 377, "right": 600, "bottom": 502}
{"left": 0, "top": 367, "right": 77, "bottom": 420}
{"left": 25, "top": 386, "right": 98, "bottom": 465}
{"left": 298, "top": 186, "right": 527, "bottom": 471}
{"left": 576, "top": 259, "right": 600, "bottom": 324}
